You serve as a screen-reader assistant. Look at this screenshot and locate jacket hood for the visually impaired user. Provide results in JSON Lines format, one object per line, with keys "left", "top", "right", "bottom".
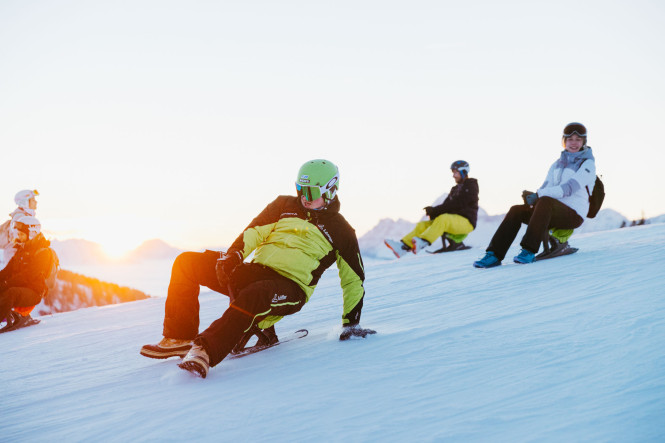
{"left": 560, "top": 145, "right": 594, "bottom": 160}
{"left": 558, "top": 146, "right": 594, "bottom": 168}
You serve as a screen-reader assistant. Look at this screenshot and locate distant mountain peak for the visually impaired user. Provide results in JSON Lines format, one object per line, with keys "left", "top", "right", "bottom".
{"left": 127, "top": 239, "right": 183, "bottom": 262}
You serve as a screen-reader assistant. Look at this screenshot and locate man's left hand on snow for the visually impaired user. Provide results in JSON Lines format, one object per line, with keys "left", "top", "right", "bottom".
{"left": 339, "top": 324, "right": 377, "bottom": 341}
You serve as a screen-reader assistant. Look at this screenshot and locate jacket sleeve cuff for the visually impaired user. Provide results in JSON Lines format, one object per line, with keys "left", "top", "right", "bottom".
{"left": 537, "top": 186, "right": 564, "bottom": 199}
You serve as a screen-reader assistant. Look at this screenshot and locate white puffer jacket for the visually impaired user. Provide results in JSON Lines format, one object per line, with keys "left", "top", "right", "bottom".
{"left": 537, "top": 147, "right": 596, "bottom": 218}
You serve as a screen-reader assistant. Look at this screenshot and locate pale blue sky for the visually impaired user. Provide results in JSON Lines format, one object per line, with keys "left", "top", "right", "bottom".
{"left": 2, "top": 0, "right": 664, "bottom": 254}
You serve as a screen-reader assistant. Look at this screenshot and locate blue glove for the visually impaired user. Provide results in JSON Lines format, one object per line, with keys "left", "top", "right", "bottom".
{"left": 522, "top": 190, "right": 539, "bottom": 206}
{"left": 339, "top": 324, "right": 377, "bottom": 341}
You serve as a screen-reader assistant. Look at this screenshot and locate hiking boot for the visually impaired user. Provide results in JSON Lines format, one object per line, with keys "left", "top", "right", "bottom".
{"left": 513, "top": 248, "right": 536, "bottom": 264}
{"left": 10, "top": 312, "right": 29, "bottom": 328}
{"left": 384, "top": 239, "right": 411, "bottom": 258}
{"left": 140, "top": 337, "right": 193, "bottom": 359}
{"left": 411, "top": 237, "right": 430, "bottom": 254}
{"left": 473, "top": 251, "right": 502, "bottom": 268}
{"left": 0, "top": 311, "right": 21, "bottom": 332}
{"left": 178, "top": 344, "right": 210, "bottom": 378}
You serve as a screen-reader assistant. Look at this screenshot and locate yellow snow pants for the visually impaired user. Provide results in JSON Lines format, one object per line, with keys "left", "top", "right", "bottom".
{"left": 401, "top": 214, "right": 474, "bottom": 246}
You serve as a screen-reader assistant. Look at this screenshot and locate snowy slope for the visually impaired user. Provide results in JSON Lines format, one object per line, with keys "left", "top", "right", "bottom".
{"left": 2, "top": 224, "right": 665, "bottom": 441}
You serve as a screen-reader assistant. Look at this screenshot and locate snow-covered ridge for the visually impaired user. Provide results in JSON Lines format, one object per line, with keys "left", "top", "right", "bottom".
{"left": 32, "top": 269, "right": 151, "bottom": 316}
{"left": 49, "top": 238, "right": 183, "bottom": 265}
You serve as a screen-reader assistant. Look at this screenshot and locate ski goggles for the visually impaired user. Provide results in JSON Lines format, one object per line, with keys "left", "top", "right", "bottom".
{"left": 563, "top": 123, "right": 587, "bottom": 137}
{"left": 295, "top": 174, "right": 339, "bottom": 202}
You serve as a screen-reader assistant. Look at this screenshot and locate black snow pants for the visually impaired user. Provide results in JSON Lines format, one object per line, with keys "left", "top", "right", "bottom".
{"left": 0, "top": 287, "right": 42, "bottom": 320}
{"left": 487, "top": 197, "right": 584, "bottom": 260}
{"left": 163, "top": 250, "right": 228, "bottom": 340}
{"left": 163, "top": 251, "right": 306, "bottom": 367}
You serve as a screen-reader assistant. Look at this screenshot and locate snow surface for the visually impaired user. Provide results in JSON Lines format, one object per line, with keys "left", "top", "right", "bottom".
{"left": 2, "top": 223, "right": 665, "bottom": 441}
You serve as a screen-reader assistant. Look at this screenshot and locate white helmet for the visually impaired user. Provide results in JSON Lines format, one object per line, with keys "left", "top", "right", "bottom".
{"left": 12, "top": 215, "right": 42, "bottom": 240}
{"left": 14, "top": 189, "right": 39, "bottom": 209}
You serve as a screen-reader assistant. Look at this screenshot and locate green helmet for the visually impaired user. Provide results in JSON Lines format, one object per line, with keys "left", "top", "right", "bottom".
{"left": 295, "top": 159, "right": 339, "bottom": 204}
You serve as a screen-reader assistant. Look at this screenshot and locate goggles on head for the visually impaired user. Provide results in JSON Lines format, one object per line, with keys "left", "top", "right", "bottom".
{"left": 563, "top": 123, "right": 587, "bottom": 138}
{"left": 295, "top": 173, "right": 339, "bottom": 202}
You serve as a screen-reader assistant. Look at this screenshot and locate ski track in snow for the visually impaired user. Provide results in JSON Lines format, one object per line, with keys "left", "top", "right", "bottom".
{"left": 2, "top": 224, "right": 665, "bottom": 441}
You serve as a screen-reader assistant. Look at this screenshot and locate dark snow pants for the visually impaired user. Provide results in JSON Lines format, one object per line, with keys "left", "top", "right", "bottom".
{"left": 162, "top": 251, "right": 306, "bottom": 366}
{"left": 196, "top": 263, "right": 306, "bottom": 367}
{"left": 0, "top": 287, "right": 42, "bottom": 320}
{"left": 487, "top": 197, "right": 584, "bottom": 260}
{"left": 163, "top": 250, "right": 228, "bottom": 340}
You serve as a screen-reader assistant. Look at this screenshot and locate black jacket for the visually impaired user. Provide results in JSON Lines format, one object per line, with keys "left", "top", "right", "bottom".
{"left": 428, "top": 178, "right": 479, "bottom": 228}
{"left": 0, "top": 234, "right": 55, "bottom": 296}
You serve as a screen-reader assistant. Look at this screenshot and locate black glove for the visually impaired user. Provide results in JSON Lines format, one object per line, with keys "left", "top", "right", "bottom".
{"left": 215, "top": 249, "right": 242, "bottom": 285}
{"left": 339, "top": 324, "right": 377, "bottom": 341}
{"left": 423, "top": 206, "right": 433, "bottom": 218}
{"left": 522, "top": 190, "right": 539, "bottom": 206}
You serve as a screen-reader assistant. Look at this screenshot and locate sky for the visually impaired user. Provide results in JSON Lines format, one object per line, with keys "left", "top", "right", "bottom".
{"left": 3, "top": 223, "right": 665, "bottom": 440}
{"left": 1, "top": 0, "right": 664, "bottom": 255}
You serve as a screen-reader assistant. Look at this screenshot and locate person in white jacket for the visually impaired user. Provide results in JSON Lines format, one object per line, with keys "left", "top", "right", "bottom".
{"left": 1, "top": 190, "right": 40, "bottom": 269}
{"left": 474, "top": 122, "right": 596, "bottom": 267}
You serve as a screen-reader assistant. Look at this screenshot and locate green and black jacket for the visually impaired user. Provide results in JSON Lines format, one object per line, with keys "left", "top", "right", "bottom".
{"left": 229, "top": 195, "right": 365, "bottom": 326}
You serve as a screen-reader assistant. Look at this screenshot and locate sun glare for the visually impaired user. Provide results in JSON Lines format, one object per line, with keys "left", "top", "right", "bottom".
{"left": 101, "top": 239, "right": 137, "bottom": 261}
{"left": 76, "top": 217, "right": 153, "bottom": 261}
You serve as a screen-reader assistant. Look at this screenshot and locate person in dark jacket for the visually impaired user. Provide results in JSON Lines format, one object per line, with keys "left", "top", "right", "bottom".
{"left": 384, "top": 160, "right": 479, "bottom": 257}
{"left": 141, "top": 159, "right": 374, "bottom": 378}
{"left": 0, "top": 216, "right": 57, "bottom": 331}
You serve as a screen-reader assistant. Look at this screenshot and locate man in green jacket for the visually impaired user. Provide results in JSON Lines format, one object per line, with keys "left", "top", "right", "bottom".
{"left": 141, "top": 159, "right": 374, "bottom": 378}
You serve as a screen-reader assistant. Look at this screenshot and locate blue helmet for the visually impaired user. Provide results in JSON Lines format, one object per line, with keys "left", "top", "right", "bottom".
{"left": 450, "top": 160, "right": 470, "bottom": 179}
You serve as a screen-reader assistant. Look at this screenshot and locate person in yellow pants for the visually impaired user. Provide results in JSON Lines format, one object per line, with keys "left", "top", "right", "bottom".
{"left": 385, "top": 160, "right": 479, "bottom": 257}
{"left": 400, "top": 213, "right": 474, "bottom": 249}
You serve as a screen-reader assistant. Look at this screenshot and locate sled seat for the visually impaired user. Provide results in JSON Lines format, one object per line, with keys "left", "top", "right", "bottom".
{"left": 550, "top": 228, "right": 574, "bottom": 244}
{"left": 443, "top": 232, "right": 468, "bottom": 244}
{"left": 539, "top": 228, "right": 574, "bottom": 257}
{"left": 429, "top": 232, "right": 471, "bottom": 254}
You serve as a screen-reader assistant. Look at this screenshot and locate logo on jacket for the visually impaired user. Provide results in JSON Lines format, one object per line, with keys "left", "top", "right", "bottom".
{"left": 316, "top": 224, "right": 333, "bottom": 243}
{"left": 272, "top": 293, "right": 287, "bottom": 303}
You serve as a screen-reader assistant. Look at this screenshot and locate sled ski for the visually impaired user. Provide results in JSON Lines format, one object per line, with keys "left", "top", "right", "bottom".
{"left": 229, "top": 328, "right": 309, "bottom": 359}
{"left": 427, "top": 244, "right": 471, "bottom": 254}
{"left": 0, "top": 313, "right": 40, "bottom": 334}
{"left": 535, "top": 242, "right": 578, "bottom": 261}
{"left": 534, "top": 233, "right": 579, "bottom": 261}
